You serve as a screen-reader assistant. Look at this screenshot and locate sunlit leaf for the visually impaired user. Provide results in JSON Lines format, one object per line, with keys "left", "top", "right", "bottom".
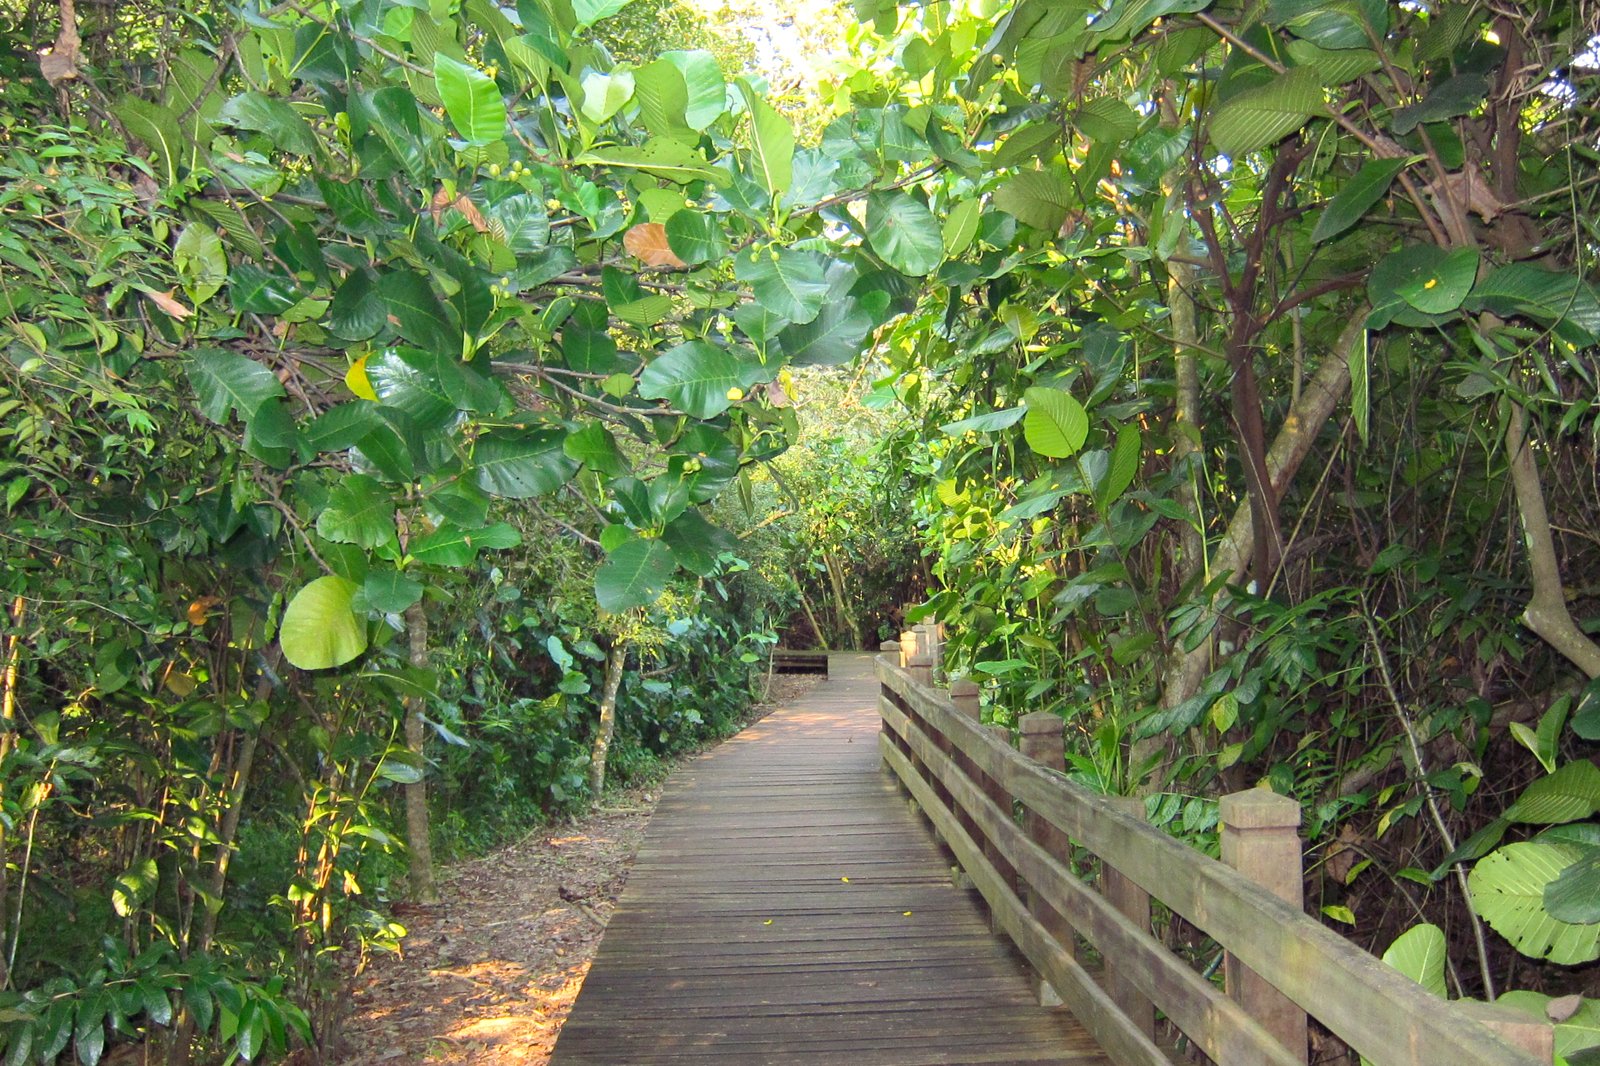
{"left": 280, "top": 576, "right": 368, "bottom": 670}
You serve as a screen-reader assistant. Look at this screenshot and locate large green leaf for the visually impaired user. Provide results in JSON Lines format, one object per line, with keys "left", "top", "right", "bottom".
{"left": 1392, "top": 73, "right": 1488, "bottom": 135}
{"left": 365, "top": 348, "right": 457, "bottom": 430}
{"left": 363, "top": 569, "right": 424, "bottom": 613}
{"left": 1467, "top": 265, "right": 1600, "bottom": 346}
{"left": 473, "top": 429, "right": 578, "bottom": 498}
{"left": 662, "top": 50, "right": 726, "bottom": 130}
{"left": 434, "top": 54, "right": 506, "bottom": 145}
{"left": 326, "top": 269, "right": 386, "bottom": 340}
{"left": 1075, "top": 97, "right": 1140, "bottom": 144}
{"left": 779, "top": 292, "right": 886, "bottom": 366}
{"left": 1397, "top": 246, "right": 1478, "bottom": 314}
{"left": 575, "top": 140, "right": 728, "bottom": 185}
{"left": 229, "top": 263, "right": 300, "bottom": 314}
{"left": 1312, "top": 157, "right": 1409, "bottom": 243}
{"left": 1470, "top": 842, "right": 1600, "bottom": 965}
{"left": 572, "top": 0, "right": 636, "bottom": 28}
{"left": 738, "top": 80, "right": 794, "bottom": 197}
{"left": 993, "top": 170, "right": 1073, "bottom": 233}
{"left": 942, "top": 199, "right": 982, "bottom": 257}
{"left": 940, "top": 407, "right": 1026, "bottom": 435}
{"left": 633, "top": 59, "right": 690, "bottom": 136}
{"left": 866, "top": 191, "right": 943, "bottom": 276}
{"left": 1507, "top": 760, "right": 1600, "bottom": 824}
{"left": 280, "top": 576, "right": 368, "bottom": 670}
{"left": 174, "top": 223, "right": 228, "bottom": 305}
{"left": 218, "top": 91, "right": 320, "bottom": 155}
{"left": 1209, "top": 67, "right": 1324, "bottom": 158}
{"left": 315, "top": 474, "right": 397, "bottom": 549}
{"left": 735, "top": 247, "right": 829, "bottom": 324}
{"left": 1379, "top": 924, "right": 1447, "bottom": 997}
{"left": 665, "top": 210, "right": 730, "bottom": 265}
{"left": 409, "top": 521, "right": 520, "bottom": 566}
{"left": 596, "top": 537, "right": 675, "bottom": 612}
{"left": 1023, "top": 386, "right": 1089, "bottom": 458}
{"left": 579, "top": 70, "right": 636, "bottom": 124}
{"left": 379, "top": 269, "right": 457, "bottom": 355}
{"left": 1544, "top": 846, "right": 1600, "bottom": 924}
{"left": 489, "top": 193, "right": 551, "bottom": 255}
{"left": 638, "top": 341, "right": 764, "bottom": 418}
{"left": 1367, "top": 244, "right": 1472, "bottom": 329}
{"left": 187, "top": 348, "right": 285, "bottom": 424}
{"left": 563, "top": 422, "right": 628, "bottom": 476}
{"left": 1098, "top": 423, "right": 1142, "bottom": 507}
{"left": 114, "top": 96, "right": 185, "bottom": 185}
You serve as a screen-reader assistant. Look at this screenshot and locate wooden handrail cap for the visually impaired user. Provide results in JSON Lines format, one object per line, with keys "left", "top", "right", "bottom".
{"left": 880, "top": 640, "right": 901, "bottom": 652}
{"left": 1018, "top": 711, "right": 1061, "bottom": 736}
{"left": 949, "top": 677, "right": 980, "bottom": 697}
{"left": 1452, "top": 1001, "right": 1554, "bottom": 1059}
{"left": 1220, "top": 787, "right": 1303, "bottom": 829}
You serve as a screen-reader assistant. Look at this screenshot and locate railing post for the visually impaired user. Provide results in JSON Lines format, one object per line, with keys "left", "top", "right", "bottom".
{"left": 1220, "top": 788, "right": 1308, "bottom": 1064}
{"left": 1019, "top": 712, "right": 1074, "bottom": 1006}
{"left": 877, "top": 641, "right": 900, "bottom": 759}
{"left": 907, "top": 628, "right": 933, "bottom": 687}
{"left": 898, "top": 629, "right": 915, "bottom": 670}
{"left": 949, "top": 677, "right": 980, "bottom": 719}
{"left": 1101, "top": 797, "right": 1156, "bottom": 1038}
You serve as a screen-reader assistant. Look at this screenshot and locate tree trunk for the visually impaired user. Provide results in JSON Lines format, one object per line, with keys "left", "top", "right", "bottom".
{"left": 1150, "top": 317, "right": 1366, "bottom": 748}
{"left": 795, "top": 581, "right": 829, "bottom": 650}
{"left": 403, "top": 604, "right": 437, "bottom": 903}
{"left": 589, "top": 643, "right": 627, "bottom": 798}
{"left": 822, "top": 552, "right": 862, "bottom": 649}
{"left": 1168, "top": 259, "right": 1204, "bottom": 584}
{"left": 1505, "top": 404, "right": 1600, "bottom": 678}
{"left": 0, "top": 596, "right": 23, "bottom": 990}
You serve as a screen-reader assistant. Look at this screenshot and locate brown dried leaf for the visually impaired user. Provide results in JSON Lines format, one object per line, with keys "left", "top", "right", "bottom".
{"left": 1547, "top": 994, "right": 1582, "bottom": 1023}
{"left": 431, "top": 187, "right": 490, "bottom": 232}
{"left": 187, "top": 596, "right": 223, "bottom": 625}
{"left": 429, "top": 186, "right": 453, "bottom": 226}
{"left": 142, "top": 288, "right": 193, "bottom": 320}
{"left": 623, "top": 223, "right": 687, "bottom": 270}
{"left": 39, "top": 15, "right": 81, "bottom": 87}
{"left": 1429, "top": 166, "right": 1503, "bottom": 223}
{"left": 763, "top": 379, "right": 792, "bottom": 408}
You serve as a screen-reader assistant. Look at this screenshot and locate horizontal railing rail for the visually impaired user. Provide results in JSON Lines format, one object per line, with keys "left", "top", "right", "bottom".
{"left": 877, "top": 625, "right": 1552, "bottom": 1066}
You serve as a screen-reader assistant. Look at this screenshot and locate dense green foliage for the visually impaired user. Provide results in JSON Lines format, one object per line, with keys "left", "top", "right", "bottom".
{"left": 4, "top": 0, "right": 1600, "bottom": 1059}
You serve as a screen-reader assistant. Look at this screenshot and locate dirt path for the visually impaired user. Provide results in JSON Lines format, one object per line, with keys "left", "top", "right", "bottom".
{"left": 338, "top": 675, "right": 820, "bottom": 1065}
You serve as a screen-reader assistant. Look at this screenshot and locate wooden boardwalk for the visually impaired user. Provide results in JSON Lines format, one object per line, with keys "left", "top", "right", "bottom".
{"left": 550, "top": 653, "right": 1110, "bottom": 1065}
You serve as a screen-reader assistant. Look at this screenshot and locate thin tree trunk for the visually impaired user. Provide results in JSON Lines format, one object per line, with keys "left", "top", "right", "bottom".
{"left": 822, "top": 552, "right": 862, "bottom": 649}
{"left": 589, "top": 643, "right": 626, "bottom": 798}
{"left": 403, "top": 604, "right": 437, "bottom": 903}
{"left": 795, "top": 583, "right": 829, "bottom": 651}
{"left": 1154, "top": 317, "right": 1366, "bottom": 723}
{"left": 1505, "top": 404, "right": 1600, "bottom": 678}
{"left": 0, "top": 596, "right": 23, "bottom": 990}
{"left": 1168, "top": 260, "right": 1204, "bottom": 583}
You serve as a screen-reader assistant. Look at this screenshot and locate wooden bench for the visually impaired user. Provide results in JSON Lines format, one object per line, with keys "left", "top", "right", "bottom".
{"left": 770, "top": 649, "right": 829, "bottom": 676}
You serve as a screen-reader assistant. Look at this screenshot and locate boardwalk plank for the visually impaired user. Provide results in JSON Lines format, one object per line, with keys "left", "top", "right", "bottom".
{"left": 549, "top": 654, "right": 1111, "bottom": 1066}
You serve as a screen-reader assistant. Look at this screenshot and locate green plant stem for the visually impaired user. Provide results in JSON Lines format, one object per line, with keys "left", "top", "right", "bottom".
{"left": 1359, "top": 603, "right": 1495, "bottom": 1000}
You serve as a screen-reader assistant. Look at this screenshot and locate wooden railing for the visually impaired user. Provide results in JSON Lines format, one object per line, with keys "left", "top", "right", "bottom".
{"left": 878, "top": 625, "right": 1553, "bottom": 1066}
